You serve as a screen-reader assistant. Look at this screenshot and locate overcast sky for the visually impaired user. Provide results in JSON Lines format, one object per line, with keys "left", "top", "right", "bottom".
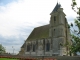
{"left": 0, "top": 0, "right": 79, "bottom": 54}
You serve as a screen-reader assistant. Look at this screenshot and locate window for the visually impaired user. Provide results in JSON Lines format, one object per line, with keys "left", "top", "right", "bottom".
{"left": 33, "top": 44, "right": 36, "bottom": 52}
{"left": 36, "top": 41, "right": 38, "bottom": 49}
{"left": 54, "top": 16, "right": 56, "bottom": 22}
{"left": 51, "top": 16, "right": 56, "bottom": 21}
{"left": 27, "top": 45, "right": 30, "bottom": 52}
{"left": 43, "top": 39, "right": 45, "bottom": 49}
{"left": 46, "top": 42, "right": 50, "bottom": 51}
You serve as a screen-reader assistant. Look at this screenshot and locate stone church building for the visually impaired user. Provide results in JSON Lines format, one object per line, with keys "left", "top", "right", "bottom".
{"left": 19, "top": 3, "right": 72, "bottom": 56}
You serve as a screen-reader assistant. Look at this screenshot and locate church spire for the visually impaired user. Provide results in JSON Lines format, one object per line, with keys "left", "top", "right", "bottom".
{"left": 50, "top": 2, "right": 61, "bottom": 15}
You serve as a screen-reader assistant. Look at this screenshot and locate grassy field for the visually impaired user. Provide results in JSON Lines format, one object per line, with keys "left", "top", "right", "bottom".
{"left": 0, "top": 58, "right": 18, "bottom": 60}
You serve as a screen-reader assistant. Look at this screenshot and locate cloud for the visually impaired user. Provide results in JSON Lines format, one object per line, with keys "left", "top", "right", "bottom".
{"left": 0, "top": 0, "right": 51, "bottom": 37}
{"left": 0, "top": 34, "right": 24, "bottom": 53}
{"left": 0, "top": 0, "right": 76, "bottom": 36}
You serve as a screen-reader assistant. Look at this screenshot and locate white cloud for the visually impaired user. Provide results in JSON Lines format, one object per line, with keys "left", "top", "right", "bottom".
{"left": 0, "top": 0, "right": 80, "bottom": 54}
{"left": 0, "top": 0, "right": 76, "bottom": 36}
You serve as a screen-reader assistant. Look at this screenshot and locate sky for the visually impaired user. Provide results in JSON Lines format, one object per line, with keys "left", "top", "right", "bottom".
{"left": 0, "top": 0, "right": 79, "bottom": 54}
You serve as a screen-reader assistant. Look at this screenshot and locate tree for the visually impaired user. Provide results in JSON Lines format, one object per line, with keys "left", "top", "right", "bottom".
{"left": 0, "top": 44, "right": 6, "bottom": 54}
{"left": 69, "top": 0, "right": 80, "bottom": 55}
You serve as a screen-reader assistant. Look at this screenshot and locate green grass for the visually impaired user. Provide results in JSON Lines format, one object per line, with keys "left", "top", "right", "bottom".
{"left": 0, "top": 58, "right": 18, "bottom": 60}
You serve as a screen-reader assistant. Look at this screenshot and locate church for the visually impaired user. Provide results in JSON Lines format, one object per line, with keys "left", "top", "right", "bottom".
{"left": 19, "top": 3, "right": 72, "bottom": 56}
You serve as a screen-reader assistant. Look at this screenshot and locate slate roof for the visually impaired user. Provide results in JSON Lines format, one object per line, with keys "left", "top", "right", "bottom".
{"left": 26, "top": 24, "right": 50, "bottom": 41}
{"left": 50, "top": 3, "right": 61, "bottom": 15}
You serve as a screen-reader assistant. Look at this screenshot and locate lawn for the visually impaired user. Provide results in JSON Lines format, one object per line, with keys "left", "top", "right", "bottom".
{"left": 0, "top": 58, "right": 18, "bottom": 60}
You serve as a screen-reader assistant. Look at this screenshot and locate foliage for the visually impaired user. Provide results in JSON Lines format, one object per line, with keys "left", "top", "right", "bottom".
{"left": 70, "top": 0, "right": 80, "bottom": 55}
{"left": 0, "top": 44, "right": 6, "bottom": 54}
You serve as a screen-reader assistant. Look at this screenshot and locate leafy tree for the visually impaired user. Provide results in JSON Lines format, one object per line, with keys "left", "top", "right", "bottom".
{"left": 0, "top": 44, "right": 6, "bottom": 54}
{"left": 70, "top": 0, "right": 80, "bottom": 55}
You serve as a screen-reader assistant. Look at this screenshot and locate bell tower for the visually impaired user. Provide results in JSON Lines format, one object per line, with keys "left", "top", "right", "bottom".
{"left": 49, "top": 3, "right": 70, "bottom": 56}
